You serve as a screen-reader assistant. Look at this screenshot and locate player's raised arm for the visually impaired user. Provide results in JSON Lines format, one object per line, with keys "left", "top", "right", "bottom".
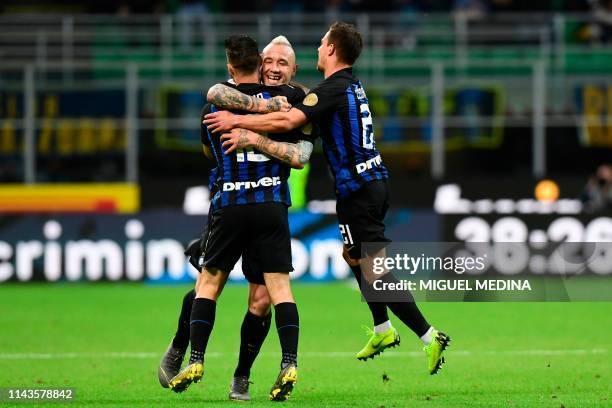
{"left": 207, "top": 83, "right": 291, "bottom": 113}
{"left": 220, "top": 128, "right": 312, "bottom": 170}
{"left": 204, "top": 108, "right": 308, "bottom": 134}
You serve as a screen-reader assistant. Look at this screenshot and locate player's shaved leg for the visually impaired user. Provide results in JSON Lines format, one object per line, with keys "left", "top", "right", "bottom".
{"left": 264, "top": 273, "right": 294, "bottom": 304}
{"left": 248, "top": 282, "right": 273, "bottom": 316}
{"left": 234, "top": 283, "right": 272, "bottom": 378}
{"left": 343, "top": 246, "right": 390, "bottom": 328}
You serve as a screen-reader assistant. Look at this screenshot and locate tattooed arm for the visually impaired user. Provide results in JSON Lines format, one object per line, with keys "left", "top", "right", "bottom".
{"left": 220, "top": 128, "right": 313, "bottom": 170}
{"left": 254, "top": 136, "right": 313, "bottom": 170}
{"left": 207, "top": 84, "right": 291, "bottom": 113}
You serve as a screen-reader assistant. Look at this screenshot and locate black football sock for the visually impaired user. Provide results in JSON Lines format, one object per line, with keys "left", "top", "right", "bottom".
{"left": 350, "top": 264, "right": 389, "bottom": 326}
{"left": 274, "top": 302, "right": 299, "bottom": 369}
{"left": 171, "top": 289, "right": 196, "bottom": 351}
{"left": 234, "top": 310, "right": 272, "bottom": 378}
{"left": 189, "top": 297, "right": 216, "bottom": 363}
{"left": 379, "top": 273, "right": 431, "bottom": 337}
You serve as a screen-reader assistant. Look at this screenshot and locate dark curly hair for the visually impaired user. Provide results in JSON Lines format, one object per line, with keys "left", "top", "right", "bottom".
{"left": 224, "top": 35, "right": 261, "bottom": 75}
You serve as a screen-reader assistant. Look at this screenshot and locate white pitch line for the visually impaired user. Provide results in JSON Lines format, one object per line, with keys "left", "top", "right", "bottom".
{"left": 0, "top": 349, "right": 606, "bottom": 360}
{"left": 275, "top": 349, "right": 608, "bottom": 358}
{"left": 0, "top": 352, "right": 158, "bottom": 360}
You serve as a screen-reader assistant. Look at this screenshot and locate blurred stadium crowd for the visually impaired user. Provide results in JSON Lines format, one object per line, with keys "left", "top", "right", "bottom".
{"left": 1, "top": 0, "right": 611, "bottom": 210}
{"left": 0, "top": 0, "right": 610, "bottom": 14}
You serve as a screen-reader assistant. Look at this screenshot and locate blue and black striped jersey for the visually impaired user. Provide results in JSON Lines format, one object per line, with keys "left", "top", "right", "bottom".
{"left": 201, "top": 82, "right": 307, "bottom": 210}
{"left": 294, "top": 68, "right": 388, "bottom": 199}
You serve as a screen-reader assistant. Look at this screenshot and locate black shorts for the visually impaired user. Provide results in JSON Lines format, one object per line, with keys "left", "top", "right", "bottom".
{"left": 201, "top": 202, "right": 293, "bottom": 283}
{"left": 186, "top": 228, "right": 266, "bottom": 285}
{"left": 336, "top": 179, "right": 391, "bottom": 260}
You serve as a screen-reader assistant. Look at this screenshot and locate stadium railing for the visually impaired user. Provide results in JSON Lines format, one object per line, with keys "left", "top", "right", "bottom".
{"left": 1, "top": 12, "right": 610, "bottom": 71}
{"left": 0, "top": 13, "right": 611, "bottom": 183}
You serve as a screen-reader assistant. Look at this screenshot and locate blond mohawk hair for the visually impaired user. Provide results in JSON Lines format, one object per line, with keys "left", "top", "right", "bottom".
{"left": 267, "top": 35, "right": 293, "bottom": 48}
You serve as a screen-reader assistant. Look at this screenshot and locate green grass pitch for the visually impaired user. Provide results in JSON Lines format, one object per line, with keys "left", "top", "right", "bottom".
{"left": 0, "top": 283, "right": 610, "bottom": 407}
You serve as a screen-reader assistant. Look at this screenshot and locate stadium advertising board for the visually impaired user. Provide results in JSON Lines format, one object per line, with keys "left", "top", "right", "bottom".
{"left": 437, "top": 184, "right": 612, "bottom": 277}
{"left": 0, "top": 209, "right": 435, "bottom": 283}
{"left": 0, "top": 183, "right": 139, "bottom": 213}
